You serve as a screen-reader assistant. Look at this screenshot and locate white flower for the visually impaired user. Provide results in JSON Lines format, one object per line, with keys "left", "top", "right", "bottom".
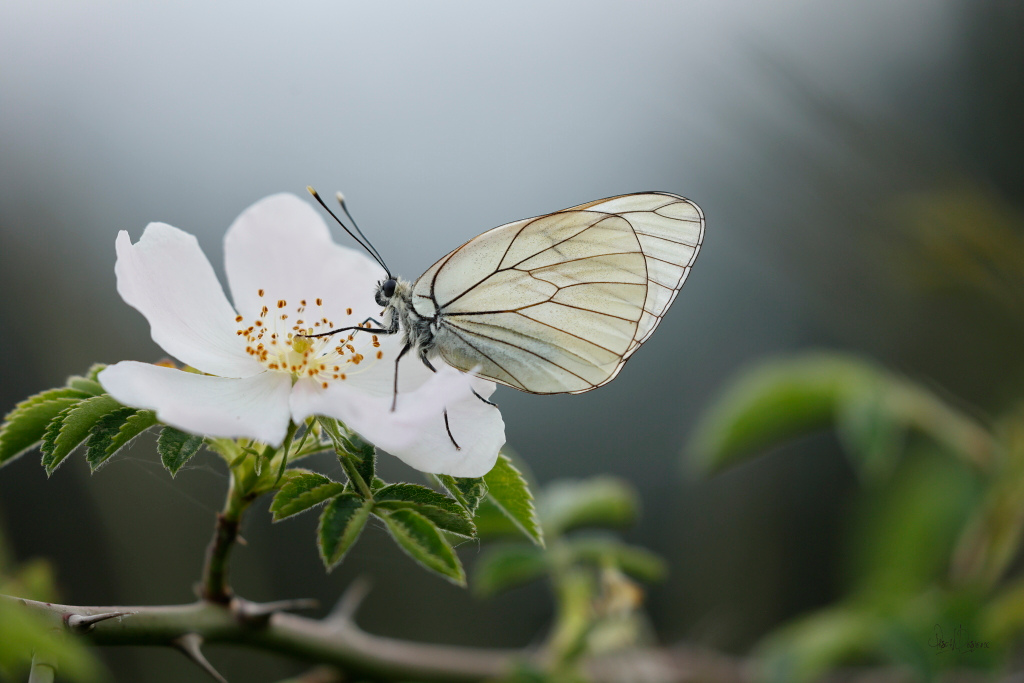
{"left": 97, "top": 193, "right": 505, "bottom": 477}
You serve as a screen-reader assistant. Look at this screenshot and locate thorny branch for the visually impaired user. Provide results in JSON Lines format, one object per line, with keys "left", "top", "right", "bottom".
{"left": 1, "top": 594, "right": 1007, "bottom": 683}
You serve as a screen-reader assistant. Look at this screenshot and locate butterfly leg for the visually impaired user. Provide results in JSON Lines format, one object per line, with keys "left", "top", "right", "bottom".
{"left": 391, "top": 342, "right": 411, "bottom": 412}
{"left": 417, "top": 351, "right": 473, "bottom": 451}
{"left": 443, "top": 410, "right": 461, "bottom": 451}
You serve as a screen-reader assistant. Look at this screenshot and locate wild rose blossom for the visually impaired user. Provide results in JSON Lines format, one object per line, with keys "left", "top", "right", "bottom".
{"left": 98, "top": 193, "right": 505, "bottom": 477}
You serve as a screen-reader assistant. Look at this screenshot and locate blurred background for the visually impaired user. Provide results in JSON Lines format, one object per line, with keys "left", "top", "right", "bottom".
{"left": 2, "top": 0, "right": 1022, "bottom": 680}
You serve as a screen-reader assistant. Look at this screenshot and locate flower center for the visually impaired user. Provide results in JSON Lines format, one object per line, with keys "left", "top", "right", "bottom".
{"left": 235, "top": 290, "right": 383, "bottom": 388}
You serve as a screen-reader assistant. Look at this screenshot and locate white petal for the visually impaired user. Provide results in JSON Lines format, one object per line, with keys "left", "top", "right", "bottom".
{"left": 224, "top": 193, "right": 386, "bottom": 326}
{"left": 291, "top": 368, "right": 504, "bottom": 477}
{"left": 339, "top": 335, "right": 436, "bottom": 398}
{"left": 115, "top": 224, "right": 263, "bottom": 378}
{"left": 98, "top": 362, "right": 293, "bottom": 446}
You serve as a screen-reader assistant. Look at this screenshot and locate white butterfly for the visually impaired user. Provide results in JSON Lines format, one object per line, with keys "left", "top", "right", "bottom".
{"left": 306, "top": 190, "right": 704, "bottom": 438}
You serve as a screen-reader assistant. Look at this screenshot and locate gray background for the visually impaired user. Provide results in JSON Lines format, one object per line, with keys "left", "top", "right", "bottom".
{"left": 3, "top": 1, "right": 1021, "bottom": 680}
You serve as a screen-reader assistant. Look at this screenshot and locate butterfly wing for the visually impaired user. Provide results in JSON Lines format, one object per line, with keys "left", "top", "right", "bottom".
{"left": 410, "top": 192, "right": 704, "bottom": 394}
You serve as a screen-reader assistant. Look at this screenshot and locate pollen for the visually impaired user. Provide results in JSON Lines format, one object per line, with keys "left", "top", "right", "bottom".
{"left": 235, "top": 291, "right": 381, "bottom": 387}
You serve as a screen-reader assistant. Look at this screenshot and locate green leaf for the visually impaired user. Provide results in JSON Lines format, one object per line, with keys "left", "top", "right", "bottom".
{"left": 848, "top": 453, "right": 980, "bottom": 601}
{"left": 563, "top": 535, "right": 667, "bottom": 583}
{"left": 431, "top": 473, "right": 488, "bottom": 516}
{"left": 157, "top": 427, "right": 205, "bottom": 476}
{"left": 688, "top": 354, "right": 883, "bottom": 473}
{"left": 757, "top": 606, "right": 881, "bottom": 683}
{"left": 983, "top": 575, "right": 1024, "bottom": 642}
{"left": 374, "top": 483, "right": 475, "bottom": 537}
{"left": 84, "top": 408, "right": 157, "bottom": 471}
{"left": 484, "top": 452, "right": 543, "bottom": 547}
{"left": 381, "top": 508, "right": 466, "bottom": 585}
{"left": 272, "top": 470, "right": 346, "bottom": 521}
{"left": 473, "top": 499, "right": 527, "bottom": 539}
{"left": 0, "top": 388, "right": 91, "bottom": 467}
{"left": 40, "top": 395, "right": 123, "bottom": 475}
{"left": 539, "top": 477, "right": 638, "bottom": 536}
{"left": 319, "top": 417, "right": 376, "bottom": 490}
{"left": 317, "top": 493, "right": 372, "bottom": 570}
{"left": 473, "top": 544, "right": 548, "bottom": 596}
{"left": 0, "top": 599, "right": 101, "bottom": 682}
{"left": 84, "top": 363, "right": 107, "bottom": 382}
{"left": 688, "top": 352, "right": 994, "bottom": 477}
{"left": 65, "top": 377, "right": 105, "bottom": 396}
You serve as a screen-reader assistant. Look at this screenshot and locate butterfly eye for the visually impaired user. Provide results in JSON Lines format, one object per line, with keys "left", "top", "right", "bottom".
{"left": 381, "top": 278, "right": 397, "bottom": 299}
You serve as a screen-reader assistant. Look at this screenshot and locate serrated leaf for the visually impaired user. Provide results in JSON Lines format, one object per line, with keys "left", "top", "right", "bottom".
{"left": 473, "top": 544, "right": 548, "bottom": 596}
{"left": 564, "top": 535, "right": 667, "bottom": 583}
{"left": 473, "top": 498, "right": 526, "bottom": 539}
{"left": 157, "top": 427, "right": 205, "bottom": 476}
{"left": 65, "top": 377, "right": 105, "bottom": 396}
{"left": 40, "top": 395, "right": 123, "bottom": 474}
{"left": 319, "top": 417, "right": 376, "bottom": 490}
{"left": 381, "top": 508, "right": 466, "bottom": 585}
{"left": 84, "top": 363, "right": 107, "bottom": 382}
{"left": 84, "top": 408, "right": 156, "bottom": 471}
{"left": 374, "top": 483, "right": 475, "bottom": 537}
{"left": 317, "top": 492, "right": 372, "bottom": 570}
{"left": 431, "top": 473, "right": 488, "bottom": 516}
{"left": 0, "top": 388, "right": 91, "bottom": 467}
{"left": 484, "top": 453, "right": 543, "bottom": 547}
{"left": 539, "top": 477, "right": 638, "bottom": 536}
{"left": 272, "top": 470, "right": 346, "bottom": 521}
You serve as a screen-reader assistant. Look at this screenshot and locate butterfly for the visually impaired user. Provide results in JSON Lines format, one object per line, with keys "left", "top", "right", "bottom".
{"left": 306, "top": 189, "right": 704, "bottom": 442}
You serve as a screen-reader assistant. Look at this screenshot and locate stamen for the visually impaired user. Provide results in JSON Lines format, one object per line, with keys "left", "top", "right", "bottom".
{"left": 237, "top": 292, "right": 379, "bottom": 388}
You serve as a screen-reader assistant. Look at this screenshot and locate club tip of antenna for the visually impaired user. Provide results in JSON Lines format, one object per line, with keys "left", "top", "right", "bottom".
{"left": 306, "top": 185, "right": 320, "bottom": 198}
{"left": 335, "top": 191, "right": 346, "bottom": 204}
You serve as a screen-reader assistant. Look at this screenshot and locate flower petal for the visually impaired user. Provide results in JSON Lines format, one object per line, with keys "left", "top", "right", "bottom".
{"left": 115, "top": 224, "right": 263, "bottom": 378}
{"left": 99, "top": 362, "right": 293, "bottom": 446}
{"left": 291, "top": 368, "right": 504, "bottom": 477}
{"left": 224, "top": 193, "right": 386, "bottom": 326}
{"left": 339, "top": 335, "right": 437, "bottom": 398}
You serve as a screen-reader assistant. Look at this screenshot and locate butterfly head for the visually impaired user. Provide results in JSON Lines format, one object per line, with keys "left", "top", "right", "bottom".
{"left": 375, "top": 277, "right": 398, "bottom": 307}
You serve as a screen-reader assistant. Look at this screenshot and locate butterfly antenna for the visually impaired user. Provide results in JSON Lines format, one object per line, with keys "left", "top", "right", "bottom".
{"left": 306, "top": 186, "right": 392, "bottom": 276}
{"left": 335, "top": 191, "right": 389, "bottom": 275}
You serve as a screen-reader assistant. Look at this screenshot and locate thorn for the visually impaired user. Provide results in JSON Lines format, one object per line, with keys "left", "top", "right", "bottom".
{"left": 65, "top": 611, "right": 133, "bottom": 633}
{"left": 232, "top": 597, "right": 319, "bottom": 626}
{"left": 326, "top": 576, "right": 372, "bottom": 626}
{"left": 173, "top": 633, "right": 228, "bottom": 683}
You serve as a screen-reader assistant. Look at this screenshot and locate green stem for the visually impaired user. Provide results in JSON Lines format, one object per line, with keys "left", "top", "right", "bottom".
{"left": 273, "top": 421, "right": 300, "bottom": 487}
{"left": 200, "top": 472, "right": 256, "bottom": 604}
{"left": 338, "top": 454, "right": 372, "bottom": 499}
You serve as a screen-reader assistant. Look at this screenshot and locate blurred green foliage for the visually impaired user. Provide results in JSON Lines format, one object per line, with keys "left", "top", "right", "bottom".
{"left": 0, "top": 524, "right": 100, "bottom": 681}
{"left": 690, "top": 351, "right": 1024, "bottom": 681}
{"left": 474, "top": 475, "right": 666, "bottom": 682}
